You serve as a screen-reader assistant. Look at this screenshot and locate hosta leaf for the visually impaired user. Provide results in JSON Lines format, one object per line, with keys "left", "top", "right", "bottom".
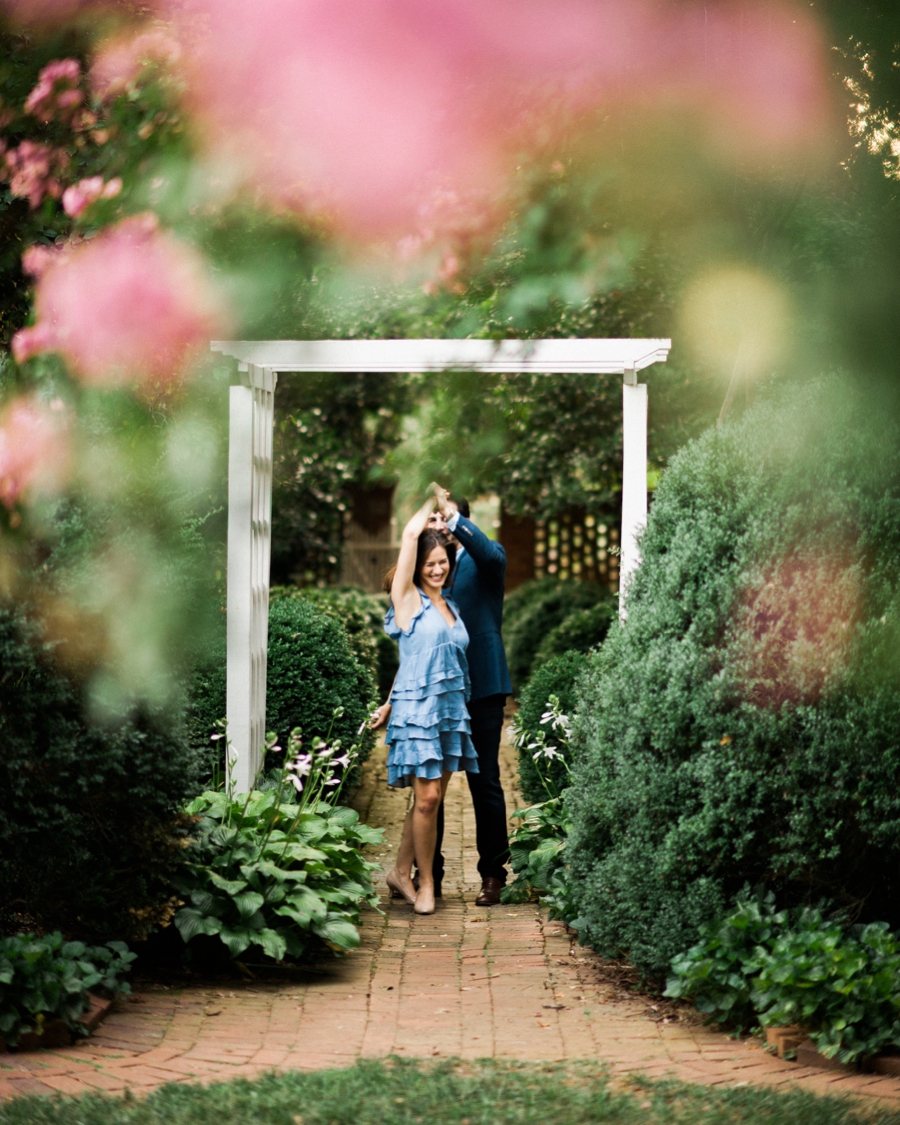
{"left": 312, "top": 917, "right": 360, "bottom": 950}
{"left": 255, "top": 928, "right": 287, "bottom": 962}
{"left": 208, "top": 872, "right": 249, "bottom": 896}
{"left": 286, "top": 887, "right": 328, "bottom": 917}
{"left": 233, "top": 891, "right": 266, "bottom": 920}
{"left": 325, "top": 807, "right": 359, "bottom": 828}
{"left": 190, "top": 889, "right": 224, "bottom": 916}
{"left": 274, "top": 905, "right": 314, "bottom": 928}
{"left": 217, "top": 926, "right": 252, "bottom": 958}
{"left": 174, "top": 907, "right": 223, "bottom": 942}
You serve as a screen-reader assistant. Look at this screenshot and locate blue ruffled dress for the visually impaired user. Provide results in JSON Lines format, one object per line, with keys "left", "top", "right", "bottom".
{"left": 384, "top": 589, "right": 479, "bottom": 789}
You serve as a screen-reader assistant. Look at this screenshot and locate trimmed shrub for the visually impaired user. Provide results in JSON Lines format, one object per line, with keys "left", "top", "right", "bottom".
{"left": 0, "top": 606, "right": 199, "bottom": 942}
{"left": 272, "top": 585, "right": 398, "bottom": 700}
{"left": 566, "top": 378, "right": 900, "bottom": 976}
{"left": 189, "top": 598, "right": 376, "bottom": 787}
{"left": 506, "top": 580, "right": 608, "bottom": 690}
{"left": 533, "top": 600, "right": 616, "bottom": 670}
{"left": 502, "top": 576, "right": 562, "bottom": 638}
{"left": 514, "top": 650, "right": 590, "bottom": 803}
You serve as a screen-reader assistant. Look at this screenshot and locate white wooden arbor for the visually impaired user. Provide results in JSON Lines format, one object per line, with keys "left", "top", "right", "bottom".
{"left": 212, "top": 337, "right": 671, "bottom": 792}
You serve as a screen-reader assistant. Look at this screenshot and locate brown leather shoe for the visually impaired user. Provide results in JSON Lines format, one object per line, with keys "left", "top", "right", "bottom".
{"left": 475, "top": 877, "right": 503, "bottom": 906}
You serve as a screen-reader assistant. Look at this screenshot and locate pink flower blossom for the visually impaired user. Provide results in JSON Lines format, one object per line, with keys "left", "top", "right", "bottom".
{"left": 0, "top": 394, "right": 70, "bottom": 508}
{"left": 163, "top": 0, "right": 830, "bottom": 238}
{"left": 21, "top": 244, "right": 60, "bottom": 278}
{"left": 90, "top": 27, "right": 182, "bottom": 99}
{"left": 61, "top": 175, "right": 105, "bottom": 218}
{"left": 24, "top": 58, "right": 83, "bottom": 122}
{"left": 14, "top": 215, "right": 228, "bottom": 390}
{"left": 4, "top": 140, "right": 69, "bottom": 208}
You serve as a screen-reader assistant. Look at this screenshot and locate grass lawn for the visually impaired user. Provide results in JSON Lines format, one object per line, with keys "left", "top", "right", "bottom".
{"left": 1, "top": 1059, "right": 898, "bottom": 1125}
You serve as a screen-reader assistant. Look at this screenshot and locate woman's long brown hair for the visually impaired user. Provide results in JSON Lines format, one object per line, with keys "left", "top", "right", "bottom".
{"left": 383, "top": 528, "right": 457, "bottom": 595}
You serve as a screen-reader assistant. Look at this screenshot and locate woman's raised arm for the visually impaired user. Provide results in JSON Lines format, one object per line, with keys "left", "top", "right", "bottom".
{"left": 391, "top": 495, "right": 436, "bottom": 631}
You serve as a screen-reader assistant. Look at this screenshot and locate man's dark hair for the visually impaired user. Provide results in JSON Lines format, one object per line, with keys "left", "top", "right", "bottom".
{"left": 449, "top": 494, "right": 470, "bottom": 519}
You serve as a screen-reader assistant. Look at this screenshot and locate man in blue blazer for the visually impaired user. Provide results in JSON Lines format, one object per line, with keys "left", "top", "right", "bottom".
{"left": 428, "top": 487, "right": 512, "bottom": 905}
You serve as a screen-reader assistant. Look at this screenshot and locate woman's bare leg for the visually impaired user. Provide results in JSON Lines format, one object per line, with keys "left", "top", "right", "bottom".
{"left": 387, "top": 797, "right": 418, "bottom": 904}
{"left": 410, "top": 772, "right": 452, "bottom": 914}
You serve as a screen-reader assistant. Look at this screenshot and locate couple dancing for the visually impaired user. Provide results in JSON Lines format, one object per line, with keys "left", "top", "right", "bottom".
{"left": 371, "top": 484, "right": 511, "bottom": 915}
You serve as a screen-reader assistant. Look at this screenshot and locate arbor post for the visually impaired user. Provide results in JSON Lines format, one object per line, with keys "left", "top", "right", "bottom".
{"left": 226, "top": 363, "right": 277, "bottom": 793}
{"left": 620, "top": 372, "right": 648, "bottom": 618}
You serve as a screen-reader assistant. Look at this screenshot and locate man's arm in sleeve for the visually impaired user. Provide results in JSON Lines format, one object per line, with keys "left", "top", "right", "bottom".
{"left": 447, "top": 511, "right": 506, "bottom": 582}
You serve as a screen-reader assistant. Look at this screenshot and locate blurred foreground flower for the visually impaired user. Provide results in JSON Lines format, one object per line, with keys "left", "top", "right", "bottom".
{"left": 61, "top": 174, "right": 121, "bottom": 218}
{"left": 12, "top": 215, "right": 228, "bottom": 391}
{"left": 90, "top": 27, "right": 183, "bottom": 100}
{"left": 166, "top": 0, "right": 829, "bottom": 238}
{"left": 0, "top": 394, "right": 70, "bottom": 509}
{"left": 24, "top": 58, "right": 83, "bottom": 122}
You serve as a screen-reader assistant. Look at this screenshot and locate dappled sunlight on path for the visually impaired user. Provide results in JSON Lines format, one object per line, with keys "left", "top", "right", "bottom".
{"left": 3, "top": 730, "right": 900, "bottom": 1110}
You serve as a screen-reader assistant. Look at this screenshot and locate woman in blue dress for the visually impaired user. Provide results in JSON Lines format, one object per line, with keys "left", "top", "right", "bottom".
{"left": 372, "top": 493, "right": 479, "bottom": 915}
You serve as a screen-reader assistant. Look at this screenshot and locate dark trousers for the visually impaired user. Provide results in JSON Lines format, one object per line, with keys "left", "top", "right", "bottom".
{"left": 433, "top": 694, "right": 510, "bottom": 888}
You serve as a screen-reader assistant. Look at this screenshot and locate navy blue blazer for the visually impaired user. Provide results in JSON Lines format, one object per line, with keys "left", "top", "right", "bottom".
{"left": 445, "top": 514, "right": 512, "bottom": 702}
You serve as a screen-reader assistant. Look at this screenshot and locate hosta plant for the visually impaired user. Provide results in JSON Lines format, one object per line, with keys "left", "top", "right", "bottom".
{"left": 503, "top": 695, "right": 575, "bottom": 907}
{"left": 0, "top": 932, "right": 134, "bottom": 1048}
{"left": 173, "top": 721, "right": 384, "bottom": 962}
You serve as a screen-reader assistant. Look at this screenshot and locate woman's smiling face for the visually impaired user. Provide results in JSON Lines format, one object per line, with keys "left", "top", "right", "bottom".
{"left": 419, "top": 545, "right": 450, "bottom": 592}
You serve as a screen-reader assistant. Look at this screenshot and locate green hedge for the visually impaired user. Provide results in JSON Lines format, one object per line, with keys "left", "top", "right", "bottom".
{"left": 533, "top": 601, "right": 616, "bottom": 671}
{"left": 272, "top": 585, "right": 398, "bottom": 700}
{"left": 505, "top": 580, "right": 609, "bottom": 691}
{"left": 189, "top": 598, "right": 375, "bottom": 788}
{"left": 515, "top": 650, "right": 590, "bottom": 804}
{"left": 0, "top": 606, "right": 199, "bottom": 942}
{"left": 566, "top": 378, "right": 900, "bottom": 976}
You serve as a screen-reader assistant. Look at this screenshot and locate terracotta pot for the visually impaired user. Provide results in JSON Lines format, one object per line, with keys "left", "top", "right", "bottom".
{"left": 764, "top": 1025, "right": 803, "bottom": 1059}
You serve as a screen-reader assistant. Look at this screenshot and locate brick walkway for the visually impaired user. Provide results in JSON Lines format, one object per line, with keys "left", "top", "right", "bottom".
{"left": 4, "top": 734, "right": 900, "bottom": 1110}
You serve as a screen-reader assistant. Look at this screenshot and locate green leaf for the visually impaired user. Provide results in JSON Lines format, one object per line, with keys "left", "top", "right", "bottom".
{"left": 174, "top": 907, "right": 223, "bottom": 942}
{"left": 208, "top": 872, "right": 250, "bottom": 896}
{"left": 312, "top": 917, "right": 360, "bottom": 950}
{"left": 255, "top": 928, "right": 287, "bottom": 962}
{"left": 232, "top": 891, "right": 266, "bottom": 919}
{"left": 217, "top": 926, "right": 252, "bottom": 958}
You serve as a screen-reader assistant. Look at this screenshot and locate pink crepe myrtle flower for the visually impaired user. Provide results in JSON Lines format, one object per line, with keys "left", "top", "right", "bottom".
{"left": 4, "top": 140, "right": 69, "bottom": 209}
{"left": 24, "top": 58, "right": 83, "bottom": 123}
{"left": 21, "top": 243, "right": 64, "bottom": 278}
{"left": 0, "top": 394, "right": 70, "bottom": 509}
{"left": 61, "top": 175, "right": 121, "bottom": 218}
{"left": 12, "top": 215, "right": 228, "bottom": 390}
{"left": 90, "top": 27, "right": 182, "bottom": 99}
{"left": 162, "top": 0, "right": 830, "bottom": 239}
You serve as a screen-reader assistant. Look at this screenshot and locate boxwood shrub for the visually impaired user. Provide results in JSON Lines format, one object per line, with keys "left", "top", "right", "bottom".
{"left": 505, "top": 580, "right": 608, "bottom": 691}
{"left": 190, "top": 598, "right": 375, "bottom": 787}
{"left": 0, "top": 606, "right": 199, "bottom": 942}
{"left": 515, "top": 650, "right": 590, "bottom": 804}
{"left": 566, "top": 377, "right": 900, "bottom": 976}
{"left": 533, "top": 599, "right": 616, "bottom": 671}
{"left": 271, "top": 585, "right": 398, "bottom": 700}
